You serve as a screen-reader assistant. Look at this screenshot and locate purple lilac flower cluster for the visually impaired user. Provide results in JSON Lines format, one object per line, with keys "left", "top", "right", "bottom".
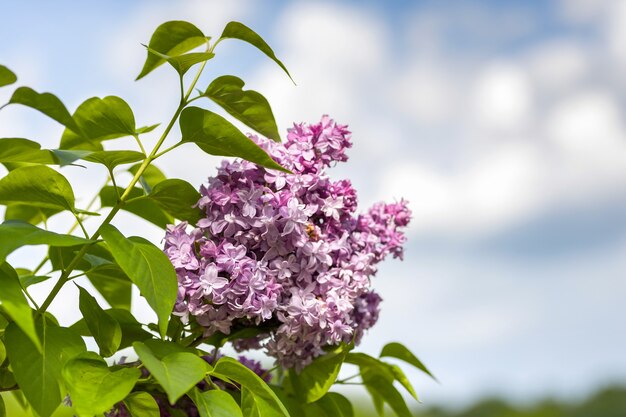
{"left": 164, "top": 116, "right": 410, "bottom": 369}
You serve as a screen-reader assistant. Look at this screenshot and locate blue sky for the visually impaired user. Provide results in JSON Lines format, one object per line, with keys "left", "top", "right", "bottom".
{"left": 2, "top": 0, "right": 626, "bottom": 408}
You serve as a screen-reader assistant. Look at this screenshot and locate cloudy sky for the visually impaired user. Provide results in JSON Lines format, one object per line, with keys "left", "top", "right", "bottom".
{"left": 2, "top": 0, "right": 626, "bottom": 407}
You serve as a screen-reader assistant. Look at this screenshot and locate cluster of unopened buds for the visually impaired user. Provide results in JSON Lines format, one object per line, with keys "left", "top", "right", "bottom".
{"left": 164, "top": 116, "right": 410, "bottom": 369}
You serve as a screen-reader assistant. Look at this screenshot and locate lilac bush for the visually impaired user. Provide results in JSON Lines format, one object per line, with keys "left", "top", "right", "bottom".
{"left": 164, "top": 116, "right": 411, "bottom": 369}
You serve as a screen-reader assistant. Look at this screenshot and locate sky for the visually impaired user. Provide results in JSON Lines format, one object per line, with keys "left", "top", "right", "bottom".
{"left": 1, "top": 0, "right": 626, "bottom": 408}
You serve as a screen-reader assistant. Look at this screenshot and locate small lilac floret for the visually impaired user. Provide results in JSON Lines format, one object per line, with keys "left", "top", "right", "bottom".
{"left": 164, "top": 116, "right": 410, "bottom": 369}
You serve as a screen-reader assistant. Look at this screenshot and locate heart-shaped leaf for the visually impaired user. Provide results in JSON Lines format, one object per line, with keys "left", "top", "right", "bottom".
{"left": 137, "top": 21, "right": 208, "bottom": 80}
{"left": 0, "top": 165, "right": 75, "bottom": 212}
{"left": 205, "top": 75, "right": 280, "bottom": 142}
{"left": 134, "top": 342, "right": 209, "bottom": 404}
{"left": 62, "top": 351, "right": 141, "bottom": 417}
{"left": 9, "top": 87, "right": 80, "bottom": 133}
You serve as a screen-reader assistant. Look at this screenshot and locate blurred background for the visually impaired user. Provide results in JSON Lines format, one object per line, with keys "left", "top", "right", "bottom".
{"left": 2, "top": 0, "right": 626, "bottom": 415}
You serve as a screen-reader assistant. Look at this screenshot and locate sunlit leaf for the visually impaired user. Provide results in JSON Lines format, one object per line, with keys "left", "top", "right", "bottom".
{"left": 62, "top": 351, "right": 140, "bottom": 417}
{"left": 5, "top": 321, "right": 86, "bottom": 417}
{"left": 84, "top": 150, "right": 145, "bottom": 170}
{"left": 290, "top": 344, "right": 349, "bottom": 403}
{"left": 212, "top": 357, "right": 290, "bottom": 417}
{"left": 0, "top": 65, "right": 17, "bottom": 87}
{"left": 0, "top": 262, "right": 40, "bottom": 350}
{"left": 190, "top": 388, "right": 243, "bottom": 417}
{"left": 204, "top": 75, "right": 280, "bottom": 141}
{"left": 77, "top": 285, "right": 122, "bottom": 357}
{"left": 9, "top": 87, "right": 80, "bottom": 132}
{"left": 124, "top": 392, "right": 160, "bottom": 417}
{"left": 137, "top": 21, "right": 208, "bottom": 80}
{"left": 0, "top": 165, "right": 75, "bottom": 211}
{"left": 144, "top": 47, "right": 214, "bottom": 77}
{"left": 100, "top": 186, "right": 173, "bottom": 228}
{"left": 380, "top": 342, "right": 436, "bottom": 381}
{"left": 179, "top": 107, "right": 288, "bottom": 172}
{"left": 218, "top": 22, "right": 292, "bottom": 82}
{"left": 146, "top": 178, "right": 202, "bottom": 223}
{"left": 101, "top": 224, "right": 177, "bottom": 337}
{"left": 60, "top": 96, "right": 136, "bottom": 150}
{"left": 134, "top": 341, "right": 209, "bottom": 404}
{"left": 0, "top": 220, "right": 90, "bottom": 263}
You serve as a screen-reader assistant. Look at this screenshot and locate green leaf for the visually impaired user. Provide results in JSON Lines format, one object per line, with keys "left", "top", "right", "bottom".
{"left": 137, "top": 21, "right": 208, "bottom": 80}
{"left": 290, "top": 344, "right": 349, "bottom": 403}
{"left": 362, "top": 371, "right": 413, "bottom": 417}
{"left": 180, "top": 107, "right": 288, "bottom": 172}
{"left": 4, "top": 321, "right": 86, "bottom": 417}
{"left": 0, "top": 338, "right": 6, "bottom": 366}
{"left": 77, "top": 285, "right": 122, "bottom": 357}
{"left": 0, "top": 220, "right": 90, "bottom": 263}
{"left": 87, "top": 265, "right": 133, "bottom": 311}
{"left": 124, "top": 392, "right": 160, "bottom": 417}
{"left": 71, "top": 308, "right": 151, "bottom": 349}
{"left": 60, "top": 96, "right": 136, "bottom": 150}
{"left": 0, "top": 165, "right": 75, "bottom": 211}
{"left": 9, "top": 87, "right": 80, "bottom": 133}
{"left": 218, "top": 22, "right": 293, "bottom": 82}
{"left": 190, "top": 388, "right": 243, "bottom": 417}
{"left": 212, "top": 357, "right": 290, "bottom": 417}
{"left": 380, "top": 342, "right": 436, "bottom": 381}
{"left": 0, "top": 262, "right": 40, "bottom": 350}
{"left": 135, "top": 123, "right": 160, "bottom": 134}
{"left": 128, "top": 163, "right": 166, "bottom": 192}
{"left": 0, "top": 138, "right": 56, "bottom": 164}
{"left": 4, "top": 203, "right": 61, "bottom": 225}
{"left": 133, "top": 342, "right": 209, "bottom": 404}
{"left": 205, "top": 75, "right": 280, "bottom": 142}
{"left": 62, "top": 351, "right": 141, "bottom": 417}
{"left": 100, "top": 224, "right": 177, "bottom": 337}
{"left": 100, "top": 186, "right": 173, "bottom": 228}
{"left": 144, "top": 46, "right": 214, "bottom": 77}
{"left": 84, "top": 150, "right": 145, "bottom": 170}
{"left": 147, "top": 179, "right": 202, "bottom": 223}
{"left": 50, "top": 149, "right": 93, "bottom": 166}
{"left": 0, "top": 65, "right": 17, "bottom": 87}
{"left": 0, "top": 395, "right": 4, "bottom": 417}
{"left": 387, "top": 363, "right": 418, "bottom": 400}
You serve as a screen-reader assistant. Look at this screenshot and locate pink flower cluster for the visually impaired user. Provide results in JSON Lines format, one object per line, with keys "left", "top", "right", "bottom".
{"left": 164, "top": 116, "right": 410, "bottom": 369}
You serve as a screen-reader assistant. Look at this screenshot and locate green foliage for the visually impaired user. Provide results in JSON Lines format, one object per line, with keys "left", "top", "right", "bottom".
{"left": 8, "top": 87, "right": 80, "bottom": 133}
{"left": 0, "top": 263, "right": 40, "bottom": 350}
{"left": 190, "top": 389, "right": 244, "bottom": 417}
{"left": 134, "top": 341, "right": 210, "bottom": 404}
{"left": 204, "top": 75, "right": 280, "bottom": 142}
{"left": 76, "top": 286, "right": 122, "bottom": 357}
{"left": 100, "top": 225, "right": 177, "bottom": 337}
{"left": 0, "top": 19, "right": 423, "bottom": 417}
{"left": 0, "top": 65, "right": 17, "bottom": 87}
{"left": 136, "top": 20, "right": 208, "bottom": 80}
{"left": 290, "top": 344, "right": 350, "bottom": 403}
{"left": 212, "top": 357, "right": 290, "bottom": 417}
{"left": 179, "top": 106, "right": 288, "bottom": 172}
{"left": 124, "top": 392, "right": 161, "bottom": 417}
{"left": 62, "top": 352, "right": 140, "bottom": 417}
{"left": 0, "top": 166, "right": 75, "bottom": 211}
{"left": 4, "top": 322, "right": 86, "bottom": 417}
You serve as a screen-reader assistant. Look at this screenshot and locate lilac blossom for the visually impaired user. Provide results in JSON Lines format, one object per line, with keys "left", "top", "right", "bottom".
{"left": 164, "top": 116, "right": 410, "bottom": 369}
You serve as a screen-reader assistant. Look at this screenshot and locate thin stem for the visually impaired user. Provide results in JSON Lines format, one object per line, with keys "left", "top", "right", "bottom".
{"left": 336, "top": 373, "right": 360, "bottom": 384}
{"left": 133, "top": 134, "right": 147, "bottom": 154}
{"left": 38, "top": 60, "right": 210, "bottom": 314}
{"left": 152, "top": 142, "right": 182, "bottom": 160}
{"left": 23, "top": 288, "right": 40, "bottom": 310}
{"left": 73, "top": 213, "right": 89, "bottom": 239}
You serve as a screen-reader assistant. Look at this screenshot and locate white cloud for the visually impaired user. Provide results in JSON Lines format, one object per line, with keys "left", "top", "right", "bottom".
{"left": 471, "top": 62, "right": 534, "bottom": 133}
